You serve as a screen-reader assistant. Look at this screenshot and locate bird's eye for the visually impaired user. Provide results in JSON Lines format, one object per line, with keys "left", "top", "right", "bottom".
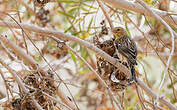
{"left": 117, "top": 28, "right": 120, "bottom": 31}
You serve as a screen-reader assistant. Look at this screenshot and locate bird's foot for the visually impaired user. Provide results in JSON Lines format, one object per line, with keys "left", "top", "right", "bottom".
{"left": 127, "top": 77, "right": 137, "bottom": 85}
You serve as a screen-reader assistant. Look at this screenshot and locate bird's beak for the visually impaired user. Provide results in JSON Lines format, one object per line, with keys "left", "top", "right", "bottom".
{"left": 112, "top": 29, "right": 116, "bottom": 34}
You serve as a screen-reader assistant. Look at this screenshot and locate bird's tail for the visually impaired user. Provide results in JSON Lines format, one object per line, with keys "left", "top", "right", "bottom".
{"left": 130, "top": 65, "right": 137, "bottom": 82}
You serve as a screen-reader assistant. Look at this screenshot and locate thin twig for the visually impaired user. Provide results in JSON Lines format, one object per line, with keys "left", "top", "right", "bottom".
{"left": 96, "top": 0, "right": 113, "bottom": 29}
{"left": 58, "top": 3, "right": 77, "bottom": 32}
{"left": 0, "top": 59, "right": 44, "bottom": 110}
{"left": 0, "top": 11, "right": 80, "bottom": 109}
{"left": 0, "top": 21, "right": 131, "bottom": 77}
{"left": 0, "top": 21, "right": 176, "bottom": 109}
{"left": 124, "top": 11, "right": 176, "bottom": 109}
{"left": 135, "top": 84, "right": 146, "bottom": 110}
{"left": 136, "top": 0, "right": 175, "bottom": 105}
{"left": 0, "top": 70, "right": 9, "bottom": 98}
{"left": 0, "top": 35, "right": 78, "bottom": 110}
{"left": 51, "top": 36, "right": 123, "bottom": 110}
{"left": 137, "top": 79, "right": 177, "bottom": 110}
{"left": 144, "top": 100, "right": 165, "bottom": 110}
{"left": 0, "top": 41, "right": 15, "bottom": 60}
{"left": 102, "top": 0, "right": 177, "bottom": 26}
{"left": 24, "top": 84, "right": 72, "bottom": 110}
{"left": 15, "top": 0, "right": 29, "bottom": 54}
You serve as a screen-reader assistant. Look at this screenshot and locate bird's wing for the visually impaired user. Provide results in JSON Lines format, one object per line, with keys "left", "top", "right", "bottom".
{"left": 115, "top": 36, "right": 137, "bottom": 64}
{"left": 127, "top": 38, "right": 137, "bottom": 59}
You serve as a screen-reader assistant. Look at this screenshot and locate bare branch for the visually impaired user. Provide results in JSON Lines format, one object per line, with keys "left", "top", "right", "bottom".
{"left": 51, "top": 36, "right": 123, "bottom": 110}
{"left": 137, "top": 79, "right": 177, "bottom": 110}
{"left": 0, "top": 21, "right": 176, "bottom": 109}
{"left": 0, "top": 35, "right": 78, "bottom": 110}
{"left": 24, "top": 84, "right": 73, "bottom": 110}
{"left": 96, "top": 0, "right": 113, "bottom": 29}
{"left": 0, "top": 21, "right": 131, "bottom": 77}
{"left": 0, "top": 59, "right": 44, "bottom": 110}
{"left": 136, "top": 0, "right": 175, "bottom": 105}
{"left": 102, "top": 0, "right": 177, "bottom": 26}
{"left": 0, "top": 35, "right": 38, "bottom": 69}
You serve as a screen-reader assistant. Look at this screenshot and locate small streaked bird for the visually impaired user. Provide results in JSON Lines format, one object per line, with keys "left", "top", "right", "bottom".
{"left": 112, "top": 27, "right": 138, "bottom": 82}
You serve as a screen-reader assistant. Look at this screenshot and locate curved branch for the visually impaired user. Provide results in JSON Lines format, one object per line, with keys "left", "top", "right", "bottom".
{"left": 0, "top": 21, "right": 176, "bottom": 110}
{"left": 0, "top": 21, "right": 131, "bottom": 78}
{"left": 102, "top": 0, "right": 177, "bottom": 26}
{"left": 137, "top": 79, "right": 177, "bottom": 110}
{"left": 136, "top": 0, "right": 175, "bottom": 105}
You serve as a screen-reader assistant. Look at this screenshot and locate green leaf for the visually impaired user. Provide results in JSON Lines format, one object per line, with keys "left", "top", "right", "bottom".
{"left": 87, "top": 17, "right": 94, "bottom": 32}
{"left": 79, "top": 67, "right": 90, "bottom": 74}
{"left": 64, "top": 25, "right": 72, "bottom": 33}
{"left": 57, "top": 0, "right": 80, "bottom": 3}
{"left": 73, "top": 31, "right": 82, "bottom": 36}
{"left": 58, "top": 10, "right": 75, "bottom": 19}
{"left": 82, "top": 11, "right": 97, "bottom": 15}
{"left": 151, "top": 18, "right": 157, "bottom": 27}
{"left": 74, "top": 17, "right": 84, "bottom": 24}
{"left": 71, "top": 43, "right": 78, "bottom": 48}
{"left": 80, "top": 46, "right": 88, "bottom": 60}
{"left": 69, "top": 51, "right": 77, "bottom": 64}
{"left": 125, "top": 22, "right": 131, "bottom": 37}
{"left": 75, "top": 93, "right": 81, "bottom": 98}
{"left": 68, "top": 7, "right": 78, "bottom": 14}
{"left": 79, "top": 60, "right": 83, "bottom": 66}
{"left": 82, "top": 3, "right": 97, "bottom": 9}
{"left": 81, "top": 7, "right": 89, "bottom": 12}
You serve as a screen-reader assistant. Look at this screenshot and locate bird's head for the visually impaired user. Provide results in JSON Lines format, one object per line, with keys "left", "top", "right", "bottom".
{"left": 112, "top": 27, "right": 127, "bottom": 38}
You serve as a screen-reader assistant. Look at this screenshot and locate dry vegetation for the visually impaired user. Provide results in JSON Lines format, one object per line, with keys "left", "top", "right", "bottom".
{"left": 0, "top": 0, "right": 177, "bottom": 110}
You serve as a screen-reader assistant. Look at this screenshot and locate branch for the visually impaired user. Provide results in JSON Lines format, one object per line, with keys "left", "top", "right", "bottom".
{"left": 16, "top": 0, "right": 36, "bottom": 15}
{"left": 0, "top": 35, "right": 77, "bottom": 110}
{"left": 136, "top": 0, "right": 175, "bottom": 105}
{"left": 137, "top": 79, "right": 177, "bottom": 110}
{"left": 102, "top": 0, "right": 177, "bottom": 27}
{"left": 96, "top": 0, "right": 113, "bottom": 29}
{"left": 0, "top": 21, "right": 176, "bottom": 109}
{"left": 24, "top": 84, "right": 73, "bottom": 110}
{"left": 0, "top": 35, "right": 38, "bottom": 69}
{"left": 0, "top": 21, "right": 131, "bottom": 78}
{"left": 51, "top": 36, "right": 123, "bottom": 110}
{"left": 58, "top": 3, "right": 77, "bottom": 32}
{"left": 0, "top": 59, "right": 44, "bottom": 110}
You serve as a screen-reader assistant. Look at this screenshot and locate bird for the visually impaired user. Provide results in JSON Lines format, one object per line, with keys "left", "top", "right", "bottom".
{"left": 112, "top": 27, "right": 138, "bottom": 82}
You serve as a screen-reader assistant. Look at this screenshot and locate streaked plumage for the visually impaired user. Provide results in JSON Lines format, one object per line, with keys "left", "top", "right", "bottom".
{"left": 95, "top": 39, "right": 130, "bottom": 90}
{"left": 112, "top": 27, "right": 138, "bottom": 82}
